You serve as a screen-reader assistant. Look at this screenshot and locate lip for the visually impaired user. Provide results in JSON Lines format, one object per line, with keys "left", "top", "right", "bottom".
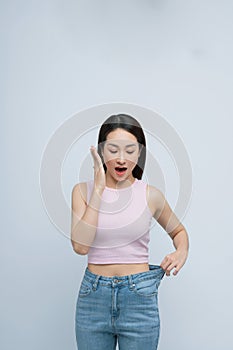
{"left": 115, "top": 167, "right": 127, "bottom": 176}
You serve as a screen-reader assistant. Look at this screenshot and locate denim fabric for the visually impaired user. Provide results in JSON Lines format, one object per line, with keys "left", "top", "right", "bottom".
{"left": 75, "top": 264, "right": 165, "bottom": 350}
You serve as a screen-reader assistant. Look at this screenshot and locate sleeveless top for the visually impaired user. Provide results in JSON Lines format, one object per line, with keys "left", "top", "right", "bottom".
{"left": 85, "top": 178, "right": 153, "bottom": 264}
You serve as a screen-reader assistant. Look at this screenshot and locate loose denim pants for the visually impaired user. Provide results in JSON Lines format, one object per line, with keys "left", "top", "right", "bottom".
{"left": 75, "top": 264, "right": 165, "bottom": 350}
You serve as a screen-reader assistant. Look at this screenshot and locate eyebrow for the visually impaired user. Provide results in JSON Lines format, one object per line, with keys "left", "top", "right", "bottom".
{"left": 107, "top": 143, "right": 137, "bottom": 147}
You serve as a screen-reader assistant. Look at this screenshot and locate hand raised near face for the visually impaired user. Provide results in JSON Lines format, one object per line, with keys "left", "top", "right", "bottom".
{"left": 90, "top": 145, "right": 106, "bottom": 194}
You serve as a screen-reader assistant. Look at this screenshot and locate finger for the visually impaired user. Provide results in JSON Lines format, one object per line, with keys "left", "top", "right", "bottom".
{"left": 168, "top": 265, "right": 180, "bottom": 276}
{"left": 90, "top": 147, "right": 99, "bottom": 168}
{"left": 172, "top": 266, "right": 180, "bottom": 276}
{"left": 166, "top": 262, "right": 178, "bottom": 276}
{"left": 160, "top": 262, "right": 169, "bottom": 273}
{"left": 160, "top": 259, "right": 172, "bottom": 273}
{"left": 160, "top": 263, "right": 170, "bottom": 276}
{"left": 90, "top": 146, "right": 101, "bottom": 166}
{"left": 95, "top": 154, "right": 103, "bottom": 168}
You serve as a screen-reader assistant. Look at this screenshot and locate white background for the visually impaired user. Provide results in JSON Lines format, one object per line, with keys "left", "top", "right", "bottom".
{"left": 1, "top": 1, "right": 233, "bottom": 349}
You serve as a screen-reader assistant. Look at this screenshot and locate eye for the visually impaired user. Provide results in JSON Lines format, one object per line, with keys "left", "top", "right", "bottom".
{"left": 109, "top": 150, "right": 135, "bottom": 154}
{"left": 109, "top": 150, "right": 134, "bottom": 154}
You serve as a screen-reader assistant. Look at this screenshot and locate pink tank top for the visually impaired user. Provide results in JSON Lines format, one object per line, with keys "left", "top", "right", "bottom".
{"left": 86, "top": 178, "right": 153, "bottom": 264}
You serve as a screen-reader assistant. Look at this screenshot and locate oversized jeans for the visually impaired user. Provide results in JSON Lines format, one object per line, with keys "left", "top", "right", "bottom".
{"left": 75, "top": 264, "right": 165, "bottom": 350}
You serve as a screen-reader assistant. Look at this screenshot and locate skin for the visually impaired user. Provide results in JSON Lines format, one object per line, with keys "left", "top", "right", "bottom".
{"left": 77, "top": 128, "right": 189, "bottom": 277}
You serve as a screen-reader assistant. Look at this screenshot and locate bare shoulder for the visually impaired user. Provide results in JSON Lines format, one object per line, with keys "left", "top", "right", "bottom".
{"left": 146, "top": 184, "right": 164, "bottom": 199}
{"left": 146, "top": 184, "right": 165, "bottom": 216}
{"left": 72, "top": 182, "right": 87, "bottom": 205}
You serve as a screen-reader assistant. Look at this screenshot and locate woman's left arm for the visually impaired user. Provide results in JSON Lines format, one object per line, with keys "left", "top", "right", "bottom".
{"left": 151, "top": 187, "right": 189, "bottom": 276}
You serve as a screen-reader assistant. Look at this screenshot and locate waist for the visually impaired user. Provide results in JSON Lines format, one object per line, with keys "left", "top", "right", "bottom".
{"left": 87, "top": 262, "right": 149, "bottom": 277}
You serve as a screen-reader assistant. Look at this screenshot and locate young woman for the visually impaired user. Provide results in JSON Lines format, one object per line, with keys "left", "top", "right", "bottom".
{"left": 71, "top": 114, "right": 189, "bottom": 350}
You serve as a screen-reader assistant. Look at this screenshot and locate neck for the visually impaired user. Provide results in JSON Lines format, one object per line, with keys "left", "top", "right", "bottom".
{"left": 105, "top": 172, "right": 135, "bottom": 189}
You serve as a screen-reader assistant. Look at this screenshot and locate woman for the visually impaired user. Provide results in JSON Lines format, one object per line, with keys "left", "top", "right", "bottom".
{"left": 71, "top": 113, "right": 189, "bottom": 350}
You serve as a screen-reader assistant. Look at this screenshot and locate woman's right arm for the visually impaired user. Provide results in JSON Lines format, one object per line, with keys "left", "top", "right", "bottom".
{"left": 71, "top": 184, "right": 103, "bottom": 255}
{"left": 71, "top": 145, "right": 106, "bottom": 255}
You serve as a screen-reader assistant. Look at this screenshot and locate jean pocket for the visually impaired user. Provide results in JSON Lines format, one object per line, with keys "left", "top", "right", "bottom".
{"left": 132, "top": 278, "right": 158, "bottom": 297}
{"left": 78, "top": 278, "right": 92, "bottom": 298}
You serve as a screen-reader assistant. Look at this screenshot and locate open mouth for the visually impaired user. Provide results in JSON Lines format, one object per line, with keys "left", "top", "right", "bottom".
{"left": 115, "top": 167, "right": 127, "bottom": 175}
{"left": 115, "top": 167, "right": 127, "bottom": 172}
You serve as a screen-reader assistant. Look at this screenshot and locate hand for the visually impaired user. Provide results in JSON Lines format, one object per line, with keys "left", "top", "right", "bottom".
{"left": 90, "top": 145, "right": 106, "bottom": 193}
{"left": 160, "top": 249, "right": 188, "bottom": 276}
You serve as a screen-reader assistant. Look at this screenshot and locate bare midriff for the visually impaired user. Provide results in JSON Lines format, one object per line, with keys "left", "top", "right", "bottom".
{"left": 87, "top": 263, "right": 150, "bottom": 277}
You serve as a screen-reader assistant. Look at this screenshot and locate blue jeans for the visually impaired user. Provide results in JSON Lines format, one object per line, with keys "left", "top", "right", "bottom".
{"left": 75, "top": 264, "right": 165, "bottom": 349}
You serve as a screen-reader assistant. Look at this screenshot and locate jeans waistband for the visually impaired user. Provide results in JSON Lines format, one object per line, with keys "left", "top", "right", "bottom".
{"left": 83, "top": 264, "right": 165, "bottom": 287}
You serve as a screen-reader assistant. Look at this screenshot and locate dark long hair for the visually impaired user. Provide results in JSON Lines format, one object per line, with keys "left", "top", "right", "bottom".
{"left": 97, "top": 114, "right": 146, "bottom": 180}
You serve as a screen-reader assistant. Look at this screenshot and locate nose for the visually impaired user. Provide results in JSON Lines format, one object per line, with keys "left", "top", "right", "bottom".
{"left": 115, "top": 150, "right": 126, "bottom": 162}
{"left": 117, "top": 154, "right": 127, "bottom": 164}
{"left": 116, "top": 160, "right": 126, "bottom": 166}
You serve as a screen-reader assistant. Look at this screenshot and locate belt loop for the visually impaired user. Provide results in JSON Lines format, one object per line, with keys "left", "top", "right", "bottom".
{"left": 92, "top": 275, "right": 100, "bottom": 291}
{"left": 128, "top": 274, "right": 135, "bottom": 290}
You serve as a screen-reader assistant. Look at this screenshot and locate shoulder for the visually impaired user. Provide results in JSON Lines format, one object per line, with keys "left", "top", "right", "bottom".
{"left": 145, "top": 184, "right": 166, "bottom": 214}
{"left": 146, "top": 183, "right": 164, "bottom": 197}
{"left": 146, "top": 184, "right": 165, "bottom": 200}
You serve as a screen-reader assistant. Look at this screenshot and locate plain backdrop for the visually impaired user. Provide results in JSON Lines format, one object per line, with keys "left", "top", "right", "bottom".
{"left": 1, "top": 1, "right": 233, "bottom": 349}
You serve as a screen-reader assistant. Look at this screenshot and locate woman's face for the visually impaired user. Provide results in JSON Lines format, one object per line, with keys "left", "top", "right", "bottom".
{"left": 101, "top": 128, "right": 141, "bottom": 180}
